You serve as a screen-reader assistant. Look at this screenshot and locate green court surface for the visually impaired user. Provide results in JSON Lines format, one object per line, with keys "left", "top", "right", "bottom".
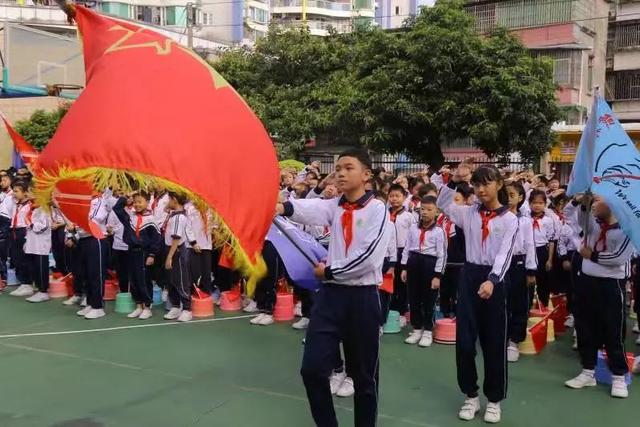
{"left": 0, "top": 295, "right": 637, "bottom": 427}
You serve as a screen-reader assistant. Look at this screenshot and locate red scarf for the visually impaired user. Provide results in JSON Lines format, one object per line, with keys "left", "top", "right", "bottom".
{"left": 532, "top": 213, "right": 544, "bottom": 231}
{"left": 12, "top": 201, "right": 30, "bottom": 228}
{"left": 341, "top": 202, "right": 362, "bottom": 254}
{"left": 480, "top": 209, "right": 499, "bottom": 245}
{"left": 595, "top": 222, "right": 613, "bottom": 252}
{"left": 389, "top": 207, "right": 404, "bottom": 223}
{"left": 436, "top": 214, "right": 453, "bottom": 241}
{"left": 419, "top": 222, "right": 436, "bottom": 251}
{"left": 135, "top": 213, "right": 143, "bottom": 238}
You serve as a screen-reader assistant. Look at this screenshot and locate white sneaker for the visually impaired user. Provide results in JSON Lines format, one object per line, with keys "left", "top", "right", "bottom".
{"left": 164, "top": 307, "right": 182, "bottom": 320}
{"left": 138, "top": 308, "right": 153, "bottom": 320}
{"left": 418, "top": 331, "right": 433, "bottom": 347}
{"left": 10, "top": 284, "right": 34, "bottom": 297}
{"left": 458, "top": 396, "right": 481, "bottom": 421}
{"left": 250, "top": 313, "right": 265, "bottom": 325}
{"left": 84, "top": 308, "right": 106, "bottom": 320}
{"left": 26, "top": 292, "right": 50, "bottom": 303}
{"left": 161, "top": 289, "right": 168, "bottom": 302}
{"left": 564, "top": 314, "right": 575, "bottom": 328}
{"left": 336, "top": 377, "right": 354, "bottom": 397}
{"left": 63, "top": 295, "right": 81, "bottom": 306}
{"left": 80, "top": 297, "right": 87, "bottom": 307}
{"left": 127, "top": 308, "right": 143, "bottom": 318}
{"left": 565, "top": 370, "right": 596, "bottom": 389}
{"left": 294, "top": 301, "right": 302, "bottom": 317}
{"left": 243, "top": 300, "right": 259, "bottom": 313}
{"left": 507, "top": 341, "right": 520, "bottom": 363}
{"left": 329, "top": 370, "right": 346, "bottom": 395}
{"left": 399, "top": 316, "right": 408, "bottom": 328}
{"left": 634, "top": 322, "right": 640, "bottom": 334}
{"left": 484, "top": 402, "right": 501, "bottom": 424}
{"left": 292, "top": 317, "right": 310, "bottom": 330}
{"left": 76, "top": 306, "right": 92, "bottom": 316}
{"left": 258, "top": 314, "right": 274, "bottom": 326}
{"left": 611, "top": 375, "right": 629, "bottom": 398}
{"left": 404, "top": 329, "right": 423, "bottom": 345}
{"left": 632, "top": 356, "right": 640, "bottom": 375}
{"left": 177, "top": 310, "right": 193, "bottom": 322}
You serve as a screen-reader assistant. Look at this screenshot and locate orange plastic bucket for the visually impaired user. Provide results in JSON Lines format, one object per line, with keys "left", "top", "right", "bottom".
{"left": 434, "top": 318, "right": 456, "bottom": 344}
{"left": 192, "top": 288, "right": 214, "bottom": 318}
{"left": 220, "top": 290, "right": 242, "bottom": 311}
{"left": 104, "top": 279, "right": 119, "bottom": 301}
{"left": 273, "top": 292, "right": 295, "bottom": 322}
{"left": 48, "top": 278, "right": 68, "bottom": 298}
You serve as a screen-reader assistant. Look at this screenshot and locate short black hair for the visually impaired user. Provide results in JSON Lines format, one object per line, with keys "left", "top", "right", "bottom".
{"left": 420, "top": 195, "right": 438, "bottom": 206}
{"left": 12, "top": 181, "right": 28, "bottom": 193}
{"left": 338, "top": 148, "right": 372, "bottom": 170}
{"left": 168, "top": 191, "right": 188, "bottom": 206}
{"left": 551, "top": 192, "right": 569, "bottom": 208}
{"left": 388, "top": 184, "right": 406, "bottom": 195}
{"left": 133, "top": 190, "right": 151, "bottom": 201}
{"left": 455, "top": 181, "right": 474, "bottom": 200}
{"left": 528, "top": 189, "right": 547, "bottom": 203}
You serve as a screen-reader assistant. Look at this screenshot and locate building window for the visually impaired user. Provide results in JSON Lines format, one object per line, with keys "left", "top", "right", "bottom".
{"left": 249, "top": 7, "right": 268, "bottom": 23}
{"left": 531, "top": 49, "right": 582, "bottom": 89}
{"left": 395, "top": 6, "right": 399, "bottom": 15}
{"left": 587, "top": 54, "right": 594, "bottom": 93}
{"left": 610, "top": 71, "right": 640, "bottom": 101}
{"left": 615, "top": 20, "right": 640, "bottom": 49}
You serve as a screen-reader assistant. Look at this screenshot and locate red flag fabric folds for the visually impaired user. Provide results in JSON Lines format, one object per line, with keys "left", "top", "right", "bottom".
{"left": 34, "top": 6, "right": 279, "bottom": 281}
{"left": 2, "top": 116, "right": 39, "bottom": 167}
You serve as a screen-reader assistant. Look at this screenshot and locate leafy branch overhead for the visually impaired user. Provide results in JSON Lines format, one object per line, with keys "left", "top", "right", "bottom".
{"left": 214, "top": 0, "right": 561, "bottom": 164}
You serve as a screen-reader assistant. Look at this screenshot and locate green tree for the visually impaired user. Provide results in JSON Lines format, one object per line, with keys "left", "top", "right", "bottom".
{"left": 214, "top": 0, "right": 561, "bottom": 164}
{"left": 15, "top": 103, "right": 71, "bottom": 151}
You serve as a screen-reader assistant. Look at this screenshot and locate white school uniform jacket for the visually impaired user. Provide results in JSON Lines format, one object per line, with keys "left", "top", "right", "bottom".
{"left": 0, "top": 188, "right": 12, "bottom": 206}
{"left": 11, "top": 200, "right": 31, "bottom": 229}
{"left": 437, "top": 184, "right": 518, "bottom": 285}
{"left": 185, "top": 203, "right": 213, "bottom": 250}
{"left": 385, "top": 219, "right": 397, "bottom": 263}
{"left": 530, "top": 212, "right": 557, "bottom": 247}
{"left": 107, "top": 210, "right": 128, "bottom": 251}
{"left": 25, "top": 207, "right": 52, "bottom": 255}
{"left": 283, "top": 191, "right": 390, "bottom": 287}
{"left": 390, "top": 207, "right": 413, "bottom": 249}
{"left": 152, "top": 192, "right": 171, "bottom": 230}
{"left": 89, "top": 191, "right": 111, "bottom": 236}
{"left": 513, "top": 214, "right": 537, "bottom": 273}
{"left": 400, "top": 222, "right": 446, "bottom": 276}
{"left": 557, "top": 222, "right": 578, "bottom": 260}
{"left": 164, "top": 210, "right": 191, "bottom": 246}
{"left": 567, "top": 201, "right": 634, "bottom": 279}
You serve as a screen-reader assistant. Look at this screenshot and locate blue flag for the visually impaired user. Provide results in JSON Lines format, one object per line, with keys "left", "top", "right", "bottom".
{"left": 567, "top": 94, "right": 640, "bottom": 250}
{"left": 267, "top": 217, "right": 328, "bottom": 291}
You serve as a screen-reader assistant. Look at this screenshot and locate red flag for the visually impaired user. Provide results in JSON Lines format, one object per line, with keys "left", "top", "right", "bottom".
{"left": 1, "top": 116, "right": 39, "bottom": 167}
{"left": 34, "top": 6, "right": 279, "bottom": 281}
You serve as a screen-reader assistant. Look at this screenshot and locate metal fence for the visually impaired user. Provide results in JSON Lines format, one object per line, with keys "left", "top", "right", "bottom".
{"left": 299, "top": 153, "right": 532, "bottom": 176}
{"left": 607, "top": 70, "right": 640, "bottom": 101}
{"left": 615, "top": 20, "right": 640, "bottom": 49}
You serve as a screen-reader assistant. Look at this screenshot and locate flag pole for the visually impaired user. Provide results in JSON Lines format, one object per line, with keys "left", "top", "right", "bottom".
{"left": 272, "top": 218, "right": 318, "bottom": 267}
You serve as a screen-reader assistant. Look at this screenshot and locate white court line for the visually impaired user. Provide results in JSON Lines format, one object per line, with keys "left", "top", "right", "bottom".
{"left": 0, "top": 314, "right": 254, "bottom": 339}
{"left": 1, "top": 342, "right": 193, "bottom": 380}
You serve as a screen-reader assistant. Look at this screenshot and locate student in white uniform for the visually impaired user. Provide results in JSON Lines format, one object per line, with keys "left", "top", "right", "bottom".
{"left": 401, "top": 195, "right": 446, "bottom": 348}
{"left": 438, "top": 165, "right": 518, "bottom": 424}
{"left": 528, "top": 189, "right": 557, "bottom": 307}
{"left": 23, "top": 202, "right": 52, "bottom": 303}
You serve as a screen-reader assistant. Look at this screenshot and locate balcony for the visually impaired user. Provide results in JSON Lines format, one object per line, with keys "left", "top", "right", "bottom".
{"left": 466, "top": 0, "right": 594, "bottom": 34}
{"left": 615, "top": 20, "right": 640, "bottom": 49}
{"left": 275, "top": 18, "right": 352, "bottom": 35}
{"left": 0, "top": 2, "right": 70, "bottom": 26}
{"left": 271, "top": 0, "right": 353, "bottom": 18}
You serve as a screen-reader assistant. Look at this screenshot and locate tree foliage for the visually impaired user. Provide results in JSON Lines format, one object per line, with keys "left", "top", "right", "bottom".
{"left": 15, "top": 103, "right": 71, "bottom": 151}
{"left": 214, "top": 0, "right": 561, "bottom": 163}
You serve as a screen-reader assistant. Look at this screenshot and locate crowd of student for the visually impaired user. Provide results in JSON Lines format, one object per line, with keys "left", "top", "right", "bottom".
{"left": 1, "top": 150, "right": 638, "bottom": 425}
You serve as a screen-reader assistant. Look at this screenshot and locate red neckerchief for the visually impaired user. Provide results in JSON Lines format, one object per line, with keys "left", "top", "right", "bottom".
{"left": 479, "top": 208, "right": 499, "bottom": 245}
{"left": 12, "top": 200, "right": 29, "bottom": 229}
{"left": 419, "top": 221, "right": 436, "bottom": 251}
{"left": 442, "top": 172, "right": 450, "bottom": 184}
{"left": 340, "top": 193, "right": 372, "bottom": 255}
{"left": 389, "top": 206, "right": 405, "bottom": 223}
{"left": 595, "top": 221, "right": 615, "bottom": 252}
{"left": 531, "top": 212, "right": 544, "bottom": 231}
{"left": 437, "top": 214, "right": 453, "bottom": 241}
{"left": 26, "top": 203, "right": 38, "bottom": 226}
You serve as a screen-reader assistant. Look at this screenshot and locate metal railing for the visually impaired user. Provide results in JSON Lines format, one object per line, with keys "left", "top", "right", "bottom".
{"left": 608, "top": 71, "right": 640, "bottom": 101}
{"left": 275, "top": 18, "right": 352, "bottom": 32}
{"left": 0, "top": 2, "right": 69, "bottom": 24}
{"left": 615, "top": 20, "right": 640, "bottom": 49}
{"left": 272, "top": 0, "right": 352, "bottom": 12}
{"left": 466, "top": 0, "right": 594, "bottom": 34}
